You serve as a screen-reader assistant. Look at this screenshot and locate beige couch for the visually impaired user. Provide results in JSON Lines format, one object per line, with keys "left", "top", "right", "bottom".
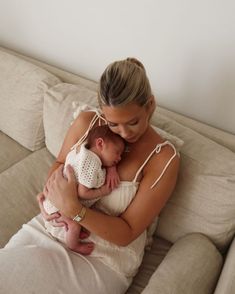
{"left": 0, "top": 46, "right": 235, "bottom": 294}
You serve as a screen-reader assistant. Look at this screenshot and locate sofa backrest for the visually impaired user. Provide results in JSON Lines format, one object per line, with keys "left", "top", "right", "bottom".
{"left": 152, "top": 114, "right": 235, "bottom": 252}
{"left": 0, "top": 49, "right": 61, "bottom": 151}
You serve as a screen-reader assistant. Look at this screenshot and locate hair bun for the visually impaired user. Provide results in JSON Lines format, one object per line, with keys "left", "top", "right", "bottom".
{"left": 126, "top": 57, "right": 145, "bottom": 70}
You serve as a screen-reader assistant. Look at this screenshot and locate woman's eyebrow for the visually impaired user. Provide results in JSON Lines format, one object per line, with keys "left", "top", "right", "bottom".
{"left": 107, "top": 117, "right": 138, "bottom": 124}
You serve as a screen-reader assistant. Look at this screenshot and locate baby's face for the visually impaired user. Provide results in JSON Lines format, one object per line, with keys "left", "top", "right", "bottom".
{"left": 101, "top": 139, "right": 125, "bottom": 167}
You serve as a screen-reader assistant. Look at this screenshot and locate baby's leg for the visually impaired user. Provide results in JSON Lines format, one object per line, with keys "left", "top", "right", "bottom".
{"left": 66, "top": 220, "right": 94, "bottom": 255}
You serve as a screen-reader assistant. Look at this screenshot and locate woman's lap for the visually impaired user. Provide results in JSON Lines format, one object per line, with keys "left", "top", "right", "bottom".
{"left": 0, "top": 215, "right": 129, "bottom": 294}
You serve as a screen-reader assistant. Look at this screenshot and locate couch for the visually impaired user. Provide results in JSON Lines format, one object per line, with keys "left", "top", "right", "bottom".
{"left": 0, "top": 45, "right": 235, "bottom": 294}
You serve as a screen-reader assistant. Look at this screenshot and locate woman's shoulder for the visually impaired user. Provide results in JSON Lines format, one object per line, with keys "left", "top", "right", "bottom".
{"left": 144, "top": 139, "right": 180, "bottom": 184}
{"left": 141, "top": 127, "right": 180, "bottom": 178}
{"left": 56, "top": 110, "right": 98, "bottom": 163}
{"left": 73, "top": 110, "right": 97, "bottom": 127}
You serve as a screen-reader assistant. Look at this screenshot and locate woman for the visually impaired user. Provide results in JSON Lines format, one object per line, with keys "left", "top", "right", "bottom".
{"left": 0, "top": 58, "right": 179, "bottom": 293}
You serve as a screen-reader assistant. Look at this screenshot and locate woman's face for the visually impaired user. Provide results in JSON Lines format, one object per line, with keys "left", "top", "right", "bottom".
{"left": 102, "top": 103, "right": 151, "bottom": 143}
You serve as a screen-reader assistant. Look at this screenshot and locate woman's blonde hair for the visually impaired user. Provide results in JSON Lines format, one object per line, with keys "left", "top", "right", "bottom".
{"left": 98, "top": 57, "right": 152, "bottom": 107}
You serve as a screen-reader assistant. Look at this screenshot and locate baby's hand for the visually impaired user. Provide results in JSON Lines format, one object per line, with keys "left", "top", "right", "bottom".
{"left": 99, "top": 183, "right": 112, "bottom": 196}
{"left": 106, "top": 166, "right": 120, "bottom": 190}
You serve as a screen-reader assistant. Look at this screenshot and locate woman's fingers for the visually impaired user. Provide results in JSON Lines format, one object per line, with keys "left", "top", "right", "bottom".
{"left": 52, "top": 219, "right": 67, "bottom": 228}
{"left": 54, "top": 164, "right": 64, "bottom": 181}
{"left": 44, "top": 213, "right": 61, "bottom": 222}
{"left": 65, "top": 164, "right": 76, "bottom": 183}
{"left": 43, "top": 185, "right": 48, "bottom": 196}
{"left": 37, "top": 192, "right": 45, "bottom": 203}
{"left": 43, "top": 164, "right": 80, "bottom": 217}
{"left": 36, "top": 192, "right": 61, "bottom": 221}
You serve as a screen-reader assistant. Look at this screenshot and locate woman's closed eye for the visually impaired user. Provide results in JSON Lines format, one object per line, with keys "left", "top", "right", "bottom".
{"left": 128, "top": 120, "right": 138, "bottom": 126}
{"left": 108, "top": 122, "right": 118, "bottom": 128}
{"left": 108, "top": 120, "right": 139, "bottom": 128}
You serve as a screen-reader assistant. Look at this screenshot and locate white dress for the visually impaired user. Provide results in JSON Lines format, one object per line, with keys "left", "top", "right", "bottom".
{"left": 0, "top": 109, "right": 177, "bottom": 294}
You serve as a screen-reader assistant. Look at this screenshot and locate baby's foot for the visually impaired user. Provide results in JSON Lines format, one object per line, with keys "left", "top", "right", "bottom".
{"left": 73, "top": 242, "right": 94, "bottom": 255}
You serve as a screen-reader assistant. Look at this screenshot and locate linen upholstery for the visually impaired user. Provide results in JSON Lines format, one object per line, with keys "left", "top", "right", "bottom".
{"left": 0, "top": 51, "right": 61, "bottom": 151}
{"left": 0, "top": 131, "right": 31, "bottom": 173}
{"left": 152, "top": 113, "right": 235, "bottom": 251}
{"left": 43, "top": 83, "right": 98, "bottom": 157}
{"left": 1, "top": 46, "right": 235, "bottom": 293}
{"left": 142, "top": 233, "right": 223, "bottom": 294}
{"left": 0, "top": 148, "right": 54, "bottom": 247}
{"left": 127, "top": 237, "right": 172, "bottom": 293}
{"left": 214, "top": 237, "right": 235, "bottom": 294}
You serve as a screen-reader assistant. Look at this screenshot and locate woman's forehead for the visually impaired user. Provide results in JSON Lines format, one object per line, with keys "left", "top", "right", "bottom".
{"left": 102, "top": 104, "right": 144, "bottom": 123}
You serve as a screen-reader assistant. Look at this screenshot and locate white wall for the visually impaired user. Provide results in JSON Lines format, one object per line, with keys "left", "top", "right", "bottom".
{"left": 0, "top": 0, "right": 234, "bottom": 134}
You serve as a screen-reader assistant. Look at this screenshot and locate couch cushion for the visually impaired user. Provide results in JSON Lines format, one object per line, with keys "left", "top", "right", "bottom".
{"left": 152, "top": 113, "right": 235, "bottom": 252}
{"left": 127, "top": 237, "right": 172, "bottom": 293}
{"left": 214, "top": 236, "right": 235, "bottom": 294}
{"left": 0, "top": 131, "right": 31, "bottom": 173}
{"left": 142, "top": 233, "right": 222, "bottom": 294}
{"left": 0, "top": 50, "right": 61, "bottom": 151}
{"left": 0, "top": 148, "right": 54, "bottom": 247}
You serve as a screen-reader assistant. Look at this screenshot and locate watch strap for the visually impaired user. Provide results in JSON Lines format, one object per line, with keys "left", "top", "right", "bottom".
{"left": 73, "top": 206, "right": 87, "bottom": 223}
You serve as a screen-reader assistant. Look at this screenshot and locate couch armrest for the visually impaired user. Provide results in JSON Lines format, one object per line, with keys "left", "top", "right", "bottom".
{"left": 142, "top": 233, "right": 223, "bottom": 294}
{"left": 214, "top": 236, "right": 235, "bottom": 294}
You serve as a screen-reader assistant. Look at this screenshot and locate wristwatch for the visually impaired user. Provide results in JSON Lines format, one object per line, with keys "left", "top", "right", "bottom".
{"left": 73, "top": 206, "right": 87, "bottom": 223}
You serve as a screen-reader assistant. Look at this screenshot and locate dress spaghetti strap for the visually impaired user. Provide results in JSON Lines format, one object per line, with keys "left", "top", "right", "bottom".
{"left": 71, "top": 109, "right": 107, "bottom": 151}
{"left": 133, "top": 141, "right": 178, "bottom": 189}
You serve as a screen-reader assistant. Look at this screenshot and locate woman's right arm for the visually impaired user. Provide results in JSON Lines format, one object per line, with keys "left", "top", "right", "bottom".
{"left": 39, "top": 111, "right": 97, "bottom": 216}
{"left": 45, "top": 110, "right": 97, "bottom": 183}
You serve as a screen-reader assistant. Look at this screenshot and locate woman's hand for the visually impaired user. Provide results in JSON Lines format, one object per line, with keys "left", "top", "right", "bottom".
{"left": 37, "top": 192, "right": 61, "bottom": 221}
{"left": 43, "top": 164, "right": 82, "bottom": 219}
{"left": 99, "top": 183, "right": 112, "bottom": 197}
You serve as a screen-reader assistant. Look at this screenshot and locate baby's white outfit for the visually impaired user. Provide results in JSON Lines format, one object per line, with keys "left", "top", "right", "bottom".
{"left": 43, "top": 143, "right": 106, "bottom": 237}
{"left": 67, "top": 143, "right": 106, "bottom": 189}
{"left": 44, "top": 142, "right": 106, "bottom": 214}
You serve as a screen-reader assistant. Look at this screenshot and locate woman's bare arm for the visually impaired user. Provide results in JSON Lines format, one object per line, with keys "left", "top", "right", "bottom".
{"left": 39, "top": 111, "right": 97, "bottom": 218}
{"left": 44, "top": 111, "right": 97, "bottom": 183}
{"left": 45, "top": 146, "right": 180, "bottom": 246}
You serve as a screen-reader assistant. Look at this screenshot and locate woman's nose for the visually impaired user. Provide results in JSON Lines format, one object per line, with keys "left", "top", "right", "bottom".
{"left": 119, "top": 126, "right": 131, "bottom": 139}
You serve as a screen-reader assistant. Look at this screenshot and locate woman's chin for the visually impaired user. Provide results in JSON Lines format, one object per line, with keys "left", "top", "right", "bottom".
{"left": 124, "top": 136, "right": 137, "bottom": 143}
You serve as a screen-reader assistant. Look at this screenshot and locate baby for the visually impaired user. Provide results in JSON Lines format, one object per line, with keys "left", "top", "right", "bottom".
{"left": 43, "top": 125, "right": 125, "bottom": 255}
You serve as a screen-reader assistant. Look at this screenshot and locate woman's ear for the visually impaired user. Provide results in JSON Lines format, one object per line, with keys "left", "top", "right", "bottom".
{"left": 95, "top": 138, "right": 105, "bottom": 151}
{"left": 148, "top": 95, "right": 156, "bottom": 115}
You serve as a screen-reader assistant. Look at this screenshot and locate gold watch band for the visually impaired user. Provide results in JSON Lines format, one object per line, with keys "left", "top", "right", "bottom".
{"left": 73, "top": 206, "right": 87, "bottom": 223}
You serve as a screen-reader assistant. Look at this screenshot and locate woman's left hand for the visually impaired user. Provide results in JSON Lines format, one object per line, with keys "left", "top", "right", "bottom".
{"left": 44, "top": 164, "right": 82, "bottom": 219}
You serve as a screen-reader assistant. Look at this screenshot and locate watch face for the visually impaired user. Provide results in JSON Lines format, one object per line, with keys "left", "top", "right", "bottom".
{"left": 73, "top": 206, "right": 86, "bottom": 223}
{"left": 73, "top": 215, "right": 82, "bottom": 222}
{"left": 74, "top": 216, "right": 82, "bottom": 222}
